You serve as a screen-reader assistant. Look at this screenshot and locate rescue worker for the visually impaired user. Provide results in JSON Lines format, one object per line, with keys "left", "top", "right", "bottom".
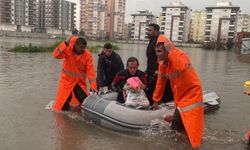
{"left": 146, "top": 23, "right": 173, "bottom": 105}
{"left": 97, "top": 43, "right": 124, "bottom": 92}
{"left": 112, "top": 57, "right": 146, "bottom": 103}
{"left": 152, "top": 42, "right": 204, "bottom": 148}
{"left": 53, "top": 36, "right": 97, "bottom": 111}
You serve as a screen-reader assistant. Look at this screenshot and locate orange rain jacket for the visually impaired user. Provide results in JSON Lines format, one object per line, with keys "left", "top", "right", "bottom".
{"left": 153, "top": 42, "right": 204, "bottom": 148}
{"left": 248, "top": 129, "right": 250, "bottom": 137}
{"left": 53, "top": 36, "right": 97, "bottom": 111}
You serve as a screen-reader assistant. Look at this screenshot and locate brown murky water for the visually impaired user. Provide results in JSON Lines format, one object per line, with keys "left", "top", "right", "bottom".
{"left": 0, "top": 37, "right": 250, "bottom": 150}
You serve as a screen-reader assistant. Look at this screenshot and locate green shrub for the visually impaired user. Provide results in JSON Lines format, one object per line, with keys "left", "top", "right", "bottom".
{"left": 11, "top": 41, "right": 120, "bottom": 53}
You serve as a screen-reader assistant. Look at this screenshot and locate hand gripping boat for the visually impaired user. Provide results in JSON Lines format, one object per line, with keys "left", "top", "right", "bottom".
{"left": 81, "top": 91, "right": 220, "bottom": 132}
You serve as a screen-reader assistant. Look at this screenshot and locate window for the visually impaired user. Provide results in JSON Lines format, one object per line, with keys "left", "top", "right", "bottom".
{"left": 206, "top": 20, "right": 211, "bottom": 24}
{"left": 230, "top": 20, "right": 235, "bottom": 25}
{"left": 205, "top": 32, "right": 210, "bottom": 35}
{"left": 228, "top": 32, "right": 234, "bottom": 36}
{"left": 207, "top": 9, "right": 212, "bottom": 13}
{"left": 179, "top": 22, "right": 184, "bottom": 26}
{"left": 205, "top": 26, "right": 211, "bottom": 30}
{"left": 229, "top": 26, "right": 234, "bottom": 30}
{"left": 207, "top": 15, "right": 212, "bottom": 19}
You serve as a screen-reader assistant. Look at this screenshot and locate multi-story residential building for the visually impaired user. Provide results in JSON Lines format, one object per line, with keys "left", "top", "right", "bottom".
{"left": 35, "top": 0, "right": 46, "bottom": 33}
{"left": 130, "top": 10, "right": 157, "bottom": 41}
{"left": 204, "top": 1, "right": 240, "bottom": 43}
{"left": 0, "top": 0, "right": 75, "bottom": 34}
{"left": 80, "top": 0, "right": 106, "bottom": 39}
{"left": 80, "top": 0, "right": 126, "bottom": 39}
{"left": 44, "top": 0, "right": 76, "bottom": 35}
{"left": 190, "top": 10, "right": 206, "bottom": 42}
{"left": 237, "top": 14, "right": 250, "bottom": 32}
{"left": 106, "top": 0, "right": 126, "bottom": 39}
{"left": 0, "top": 0, "right": 37, "bottom": 32}
{"left": 160, "top": 2, "right": 191, "bottom": 42}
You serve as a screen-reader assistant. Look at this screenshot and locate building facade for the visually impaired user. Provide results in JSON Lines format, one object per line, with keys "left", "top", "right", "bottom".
{"left": 0, "top": 0, "right": 38, "bottom": 32}
{"left": 0, "top": 0, "right": 75, "bottom": 34}
{"left": 204, "top": 1, "right": 240, "bottom": 43}
{"left": 190, "top": 10, "right": 206, "bottom": 42}
{"left": 237, "top": 14, "right": 250, "bottom": 32}
{"left": 160, "top": 2, "right": 191, "bottom": 42}
{"left": 80, "top": 0, "right": 126, "bottom": 40}
{"left": 80, "top": 0, "right": 106, "bottom": 39}
{"left": 43, "top": 0, "right": 76, "bottom": 34}
{"left": 106, "top": 0, "right": 126, "bottom": 39}
{"left": 130, "top": 10, "right": 157, "bottom": 41}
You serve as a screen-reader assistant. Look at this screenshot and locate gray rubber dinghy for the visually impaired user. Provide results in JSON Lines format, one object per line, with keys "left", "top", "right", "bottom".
{"left": 81, "top": 91, "right": 220, "bottom": 132}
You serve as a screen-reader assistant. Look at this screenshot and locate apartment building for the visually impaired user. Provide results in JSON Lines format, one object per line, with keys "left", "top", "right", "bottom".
{"left": 44, "top": 0, "right": 76, "bottom": 35}
{"left": 160, "top": 2, "right": 191, "bottom": 42}
{"left": 0, "top": 0, "right": 75, "bottom": 34}
{"left": 204, "top": 1, "right": 240, "bottom": 43}
{"left": 80, "top": 0, "right": 126, "bottom": 39}
{"left": 130, "top": 10, "right": 157, "bottom": 41}
{"left": 237, "top": 14, "right": 250, "bottom": 32}
{"left": 106, "top": 0, "right": 126, "bottom": 39}
{"left": 190, "top": 10, "right": 206, "bottom": 42}
{"left": 80, "top": 0, "right": 106, "bottom": 39}
{"left": 0, "top": 0, "right": 37, "bottom": 32}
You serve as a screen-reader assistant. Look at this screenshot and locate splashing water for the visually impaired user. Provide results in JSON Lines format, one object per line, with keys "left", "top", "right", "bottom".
{"left": 139, "top": 119, "right": 192, "bottom": 149}
{"left": 45, "top": 100, "right": 55, "bottom": 111}
{"left": 203, "top": 128, "right": 238, "bottom": 145}
{"left": 45, "top": 100, "right": 86, "bottom": 121}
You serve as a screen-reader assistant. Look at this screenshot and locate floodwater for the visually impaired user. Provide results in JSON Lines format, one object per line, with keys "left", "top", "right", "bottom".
{"left": 0, "top": 37, "right": 250, "bottom": 150}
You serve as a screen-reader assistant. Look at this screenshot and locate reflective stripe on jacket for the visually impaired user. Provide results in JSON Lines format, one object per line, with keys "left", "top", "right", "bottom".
{"left": 53, "top": 36, "right": 97, "bottom": 111}
{"left": 153, "top": 44, "right": 204, "bottom": 148}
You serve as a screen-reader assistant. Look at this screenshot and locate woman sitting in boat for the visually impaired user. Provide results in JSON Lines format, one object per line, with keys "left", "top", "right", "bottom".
{"left": 111, "top": 57, "right": 147, "bottom": 104}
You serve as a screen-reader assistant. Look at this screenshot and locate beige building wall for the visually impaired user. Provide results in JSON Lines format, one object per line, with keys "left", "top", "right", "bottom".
{"left": 160, "top": 2, "right": 191, "bottom": 42}
{"left": 204, "top": 1, "right": 240, "bottom": 43}
{"left": 130, "top": 10, "right": 157, "bottom": 41}
{"left": 190, "top": 10, "right": 206, "bottom": 42}
{"left": 237, "top": 14, "right": 250, "bottom": 32}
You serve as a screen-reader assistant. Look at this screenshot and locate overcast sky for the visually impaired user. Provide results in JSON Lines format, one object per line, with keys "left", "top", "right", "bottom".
{"left": 69, "top": 0, "right": 250, "bottom": 29}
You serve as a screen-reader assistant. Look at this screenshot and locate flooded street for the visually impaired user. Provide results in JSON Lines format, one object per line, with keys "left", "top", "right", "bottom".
{"left": 0, "top": 37, "right": 250, "bottom": 150}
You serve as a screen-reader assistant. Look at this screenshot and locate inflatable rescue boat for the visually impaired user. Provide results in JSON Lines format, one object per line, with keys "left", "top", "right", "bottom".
{"left": 81, "top": 91, "right": 220, "bottom": 132}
